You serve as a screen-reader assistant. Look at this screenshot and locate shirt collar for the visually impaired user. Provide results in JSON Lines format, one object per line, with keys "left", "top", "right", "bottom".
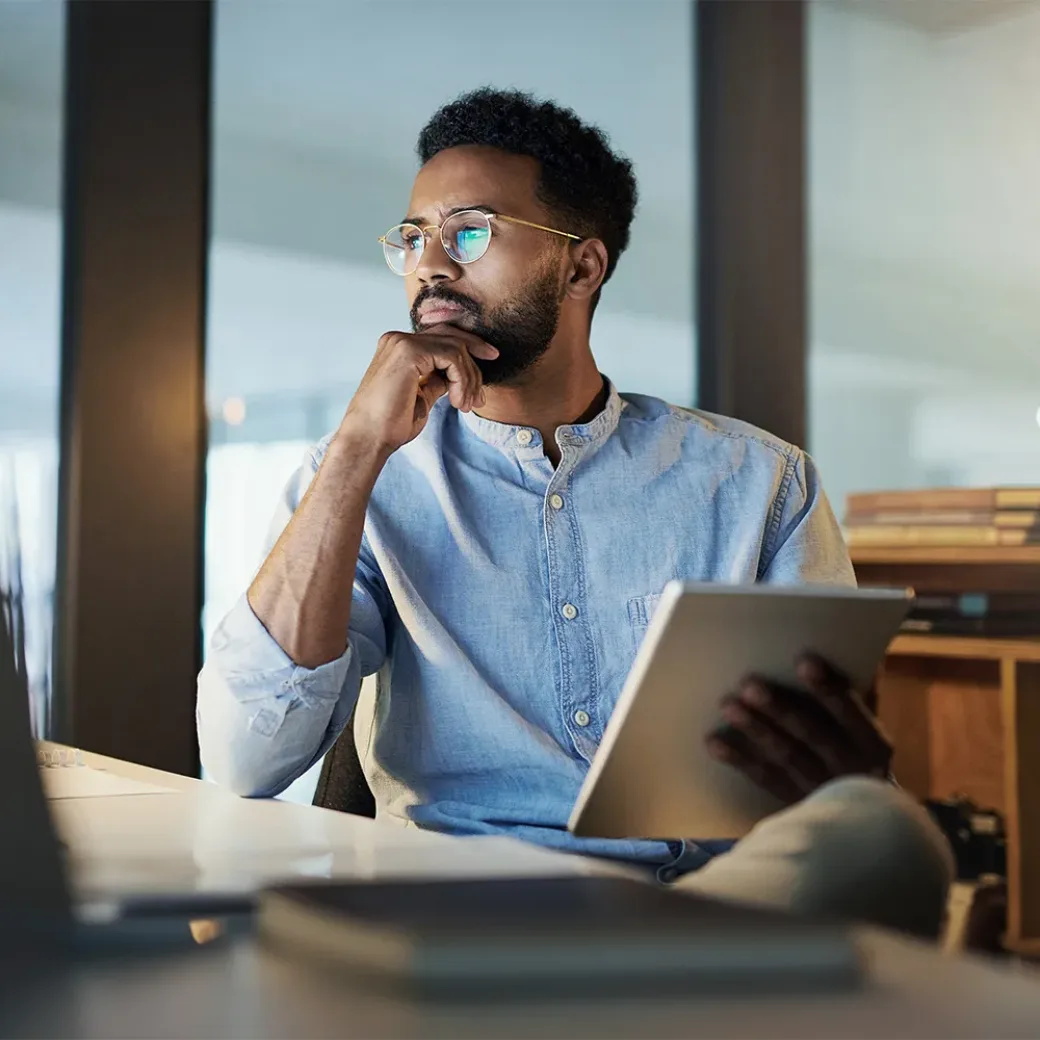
{"left": 457, "top": 377, "right": 625, "bottom": 454}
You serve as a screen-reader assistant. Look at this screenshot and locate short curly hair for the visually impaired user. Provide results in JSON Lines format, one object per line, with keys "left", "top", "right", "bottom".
{"left": 417, "top": 87, "right": 638, "bottom": 295}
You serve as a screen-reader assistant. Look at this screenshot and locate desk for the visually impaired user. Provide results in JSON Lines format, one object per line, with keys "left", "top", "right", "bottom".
{"left": 9, "top": 748, "right": 1040, "bottom": 1038}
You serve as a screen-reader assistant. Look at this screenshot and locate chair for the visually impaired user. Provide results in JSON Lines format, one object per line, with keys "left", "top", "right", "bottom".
{"left": 312, "top": 706, "right": 376, "bottom": 818}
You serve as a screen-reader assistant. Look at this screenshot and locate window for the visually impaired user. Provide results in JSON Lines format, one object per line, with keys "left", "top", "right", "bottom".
{"left": 205, "top": 1, "right": 697, "bottom": 799}
{"left": 0, "top": 1, "right": 65, "bottom": 735}
{"left": 808, "top": 0, "right": 1040, "bottom": 516}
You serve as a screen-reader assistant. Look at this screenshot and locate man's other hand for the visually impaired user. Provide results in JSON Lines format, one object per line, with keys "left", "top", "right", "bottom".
{"left": 705, "top": 653, "right": 893, "bottom": 805}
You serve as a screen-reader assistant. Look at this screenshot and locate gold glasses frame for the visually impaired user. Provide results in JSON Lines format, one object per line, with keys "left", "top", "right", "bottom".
{"left": 378, "top": 209, "right": 582, "bottom": 276}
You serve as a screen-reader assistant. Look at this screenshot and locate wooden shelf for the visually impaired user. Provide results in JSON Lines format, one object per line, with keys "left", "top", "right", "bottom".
{"left": 852, "top": 533, "right": 1040, "bottom": 946}
{"left": 888, "top": 634, "right": 1040, "bottom": 663}
{"left": 877, "top": 635, "right": 1040, "bottom": 949}
{"left": 850, "top": 545, "right": 1040, "bottom": 566}
{"left": 1005, "top": 937, "right": 1040, "bottom": 959}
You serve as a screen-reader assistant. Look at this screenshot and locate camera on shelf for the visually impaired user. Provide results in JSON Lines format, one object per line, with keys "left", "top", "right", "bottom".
{"left": 925, "top": 795, "right": 1006, "bottom": 881}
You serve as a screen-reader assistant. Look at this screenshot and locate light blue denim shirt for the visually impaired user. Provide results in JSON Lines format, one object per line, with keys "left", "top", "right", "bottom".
{"left": 197, "top": 381, "right": 855, "bottom": 871}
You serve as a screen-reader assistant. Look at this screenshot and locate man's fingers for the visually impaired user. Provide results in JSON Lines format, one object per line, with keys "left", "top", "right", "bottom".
{"left": 463, "top": 338, "right": 500, "bottom": 362}
{"left": 796, "top": 653, "right": 892, "bottom": 767}
{"left": 421, "top": 323, "right": 500, "bottom": 361}
{"left": 441, "top": 342, "right": 486, "bottom": 410}
{"left": 734, "top": 678, "right": 867, "bottom": 776}
{"left": 404, "top": 325, "right": 498, "bottom": 409}
{"left": 705, "top": 727, "right": 805, "bottom": 804}
{"left": 795, "top": 653, "right": 850, "bottom": 699}
{"left": 416, "top": 372, "right": 449, "bottom": 413}
{"left": 720, "top": 696, "right": 832, "bottom": 791}
{"left": 424, "top": 344, "right": 481, "bottom": 411}
{"left": 434, "top": 355, "right": 473, "bottom": 411}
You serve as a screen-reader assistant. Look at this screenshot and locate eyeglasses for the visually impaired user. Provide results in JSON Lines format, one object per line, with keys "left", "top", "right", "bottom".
{"left": 378, "top": 209, "right": 581, "bottom": 276}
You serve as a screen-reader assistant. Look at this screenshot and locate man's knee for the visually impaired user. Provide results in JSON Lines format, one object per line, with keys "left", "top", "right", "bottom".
{"left": 786, "top": 776, "right": 955, "bottom": 938}
{"left": 676, "top": 776, "right": 955, "bottom": 938}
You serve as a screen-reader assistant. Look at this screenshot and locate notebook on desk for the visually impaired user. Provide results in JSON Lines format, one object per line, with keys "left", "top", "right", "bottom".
{"left": 258, "top": 876, "right": 863, "bottom": 997}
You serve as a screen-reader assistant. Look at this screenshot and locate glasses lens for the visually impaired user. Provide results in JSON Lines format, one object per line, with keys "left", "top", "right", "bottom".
{"left": 443, "top": 211, "right": 491, "bottom": 264}
{"left": 383, "top": 224, "right": 424, "bottom": 275}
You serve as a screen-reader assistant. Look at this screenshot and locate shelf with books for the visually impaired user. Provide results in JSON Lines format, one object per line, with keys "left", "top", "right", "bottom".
{"left": 846, "top": 489, "right": 1040, "bottom": 951}
{"left": 850, "top": 545, "right": 1040, "bottom": 566}
{"left": 842, "top": 487, "right": 1040, "bottom": 558}
{"left": 847, "top": 488, "right": 1040, "bottom": 514}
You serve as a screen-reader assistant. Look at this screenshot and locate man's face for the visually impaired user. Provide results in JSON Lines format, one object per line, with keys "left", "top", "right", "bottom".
{"left": 403, "top": 146, "right": 569, "bottom": 385}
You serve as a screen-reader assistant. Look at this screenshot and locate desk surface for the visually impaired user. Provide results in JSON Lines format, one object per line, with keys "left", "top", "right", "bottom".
{"left": 11, "top": 747, "right": 1040, "bottom": 1038}
{"left": 51, "top": 745, "right": 612, "bottom": 901}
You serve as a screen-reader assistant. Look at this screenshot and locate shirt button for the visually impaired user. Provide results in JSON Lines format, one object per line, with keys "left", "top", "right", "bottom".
{"left": 561, "top": 603, "right": 578, "bottom": 620}
{"left": 549, "top": 493, "right": 564, "bottom": 510}
{"left": 574, "top": 709, "right": 591, "bottom": 728}
{"left": 515, "top": 429, "right": 533, "bottom": 446}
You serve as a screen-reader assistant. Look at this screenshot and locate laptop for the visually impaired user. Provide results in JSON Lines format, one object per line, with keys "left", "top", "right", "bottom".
{"left": 0, "top": 583, "right": 248, "bottom": 953}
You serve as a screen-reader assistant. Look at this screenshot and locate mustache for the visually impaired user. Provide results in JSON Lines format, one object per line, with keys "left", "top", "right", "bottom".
{"left": 410, "top": 286, "right": 482, "bottom": 327}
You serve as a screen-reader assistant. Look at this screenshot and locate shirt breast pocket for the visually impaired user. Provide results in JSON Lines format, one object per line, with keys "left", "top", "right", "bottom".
{"left": 626, "top": 592, "right": 664, "bottom": 656}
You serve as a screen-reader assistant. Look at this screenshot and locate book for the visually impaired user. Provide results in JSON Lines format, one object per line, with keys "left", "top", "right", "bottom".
{"left": 902, "top": 591, "right": 1040, "bottom": 638}
{"left": 844, "top": 525, "right": 1038, "bottom": 548}
{"left": 902, "top": 617, "right": 1040, "bottom": 638}
{"left": 911, "top": 592, "right": 1040, "bottom": 616}
{"left": 258, "top": 875, "right": 861, "bottom": 997}
{"left": 843, "top": 509, "right": 1040, "bottom": 530}
{"left": 846, "top": 488, "right": 1040, "bottom": 515}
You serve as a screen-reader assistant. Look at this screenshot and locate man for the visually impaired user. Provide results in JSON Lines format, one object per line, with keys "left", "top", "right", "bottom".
{"left": 198, "top": 88, "right": 952, "bottom": 936}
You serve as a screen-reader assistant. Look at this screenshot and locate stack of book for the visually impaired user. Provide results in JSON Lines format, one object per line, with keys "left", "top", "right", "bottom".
{"left": 843, "top": 487, "right": 1040, "bottom": 549}
{"left": 897, "top": 591, "right": 1040, "bottom": 638}
{"left": 843, "top": 487, "right": 1040, "bottom": 637}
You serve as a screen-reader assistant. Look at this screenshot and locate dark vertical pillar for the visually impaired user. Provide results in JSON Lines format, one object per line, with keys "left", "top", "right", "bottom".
{"left": 55, "top": 1, "right": 211, "bottom": 773}
{"left": 697, "top": 0, "right": 806, "bottom": 447}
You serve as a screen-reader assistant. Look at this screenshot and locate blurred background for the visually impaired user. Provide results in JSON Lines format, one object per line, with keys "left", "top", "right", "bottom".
{"left": 0, "top": 0, "right": 1038, "bottom": 777}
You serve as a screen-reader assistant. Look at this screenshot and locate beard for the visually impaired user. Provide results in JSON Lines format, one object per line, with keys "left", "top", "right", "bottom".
{"left": 409, "top": 267, "right": 562, "bottom": 386}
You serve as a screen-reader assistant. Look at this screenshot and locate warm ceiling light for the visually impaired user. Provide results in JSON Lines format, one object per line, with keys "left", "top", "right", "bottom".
{"left": 222, "top": 397, "right": 246, "bottom": 426}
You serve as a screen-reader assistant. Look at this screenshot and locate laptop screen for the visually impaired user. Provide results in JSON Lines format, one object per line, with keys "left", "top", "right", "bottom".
{"left": 0, "top": 525, "right": 71, "bottom": 938}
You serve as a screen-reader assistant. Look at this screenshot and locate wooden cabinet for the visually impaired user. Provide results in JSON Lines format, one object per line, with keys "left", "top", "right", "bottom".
{"left": 852, "top": 547, "right": 1040, "bottom": 955}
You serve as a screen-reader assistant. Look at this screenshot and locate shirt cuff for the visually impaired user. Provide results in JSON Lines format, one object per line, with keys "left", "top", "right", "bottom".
{"left": 655, "top": 840, "right": 721, "bottom": 883}
{"left": 210, "top": 592, "right": 354, "bottom": 707}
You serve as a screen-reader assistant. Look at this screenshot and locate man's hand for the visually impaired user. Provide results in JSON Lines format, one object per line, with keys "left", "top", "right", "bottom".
{"left": 705, "top": 653, "right": 892, "bottom": 805}
{"left": 342, "top": 325, "right": 499, "bottom": 454}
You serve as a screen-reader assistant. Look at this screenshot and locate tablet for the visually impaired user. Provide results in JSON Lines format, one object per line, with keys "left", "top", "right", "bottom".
{"left": 568, "top": 581, "right": 912, "bottom": 841}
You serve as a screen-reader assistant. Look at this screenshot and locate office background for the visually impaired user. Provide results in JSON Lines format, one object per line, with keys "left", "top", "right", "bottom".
{"left": 1, "top": 0, "right": 1038, "bottom": 778}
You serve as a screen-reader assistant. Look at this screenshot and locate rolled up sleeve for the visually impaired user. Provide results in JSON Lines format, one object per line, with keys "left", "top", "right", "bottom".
{"left": 196, "top": 442, "right": 388, "bottom": 797}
